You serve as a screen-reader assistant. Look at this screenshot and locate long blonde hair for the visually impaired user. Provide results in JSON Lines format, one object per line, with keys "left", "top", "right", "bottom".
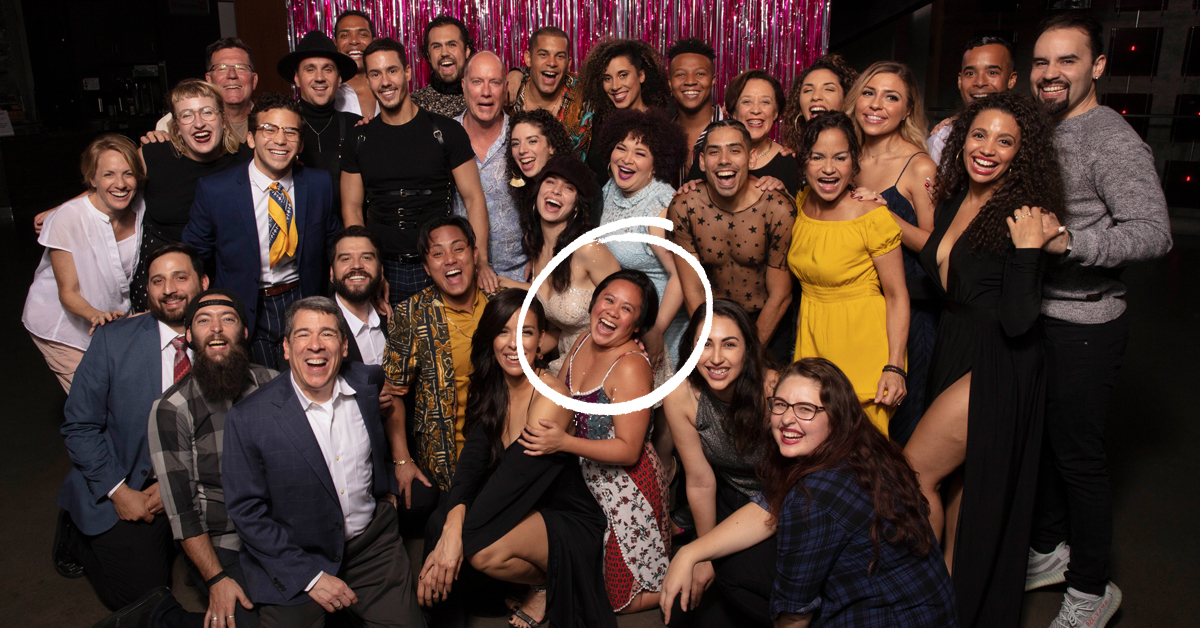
{"left": 843, "top": 61, "right": 928, "bottom": 152}
{"left": 165, "top": 79, "right": 240, "bottom": 158}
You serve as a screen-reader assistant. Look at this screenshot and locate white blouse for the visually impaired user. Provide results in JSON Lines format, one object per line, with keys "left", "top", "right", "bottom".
{"left": 23, "top": 194, "right": 145, "bottom": 351}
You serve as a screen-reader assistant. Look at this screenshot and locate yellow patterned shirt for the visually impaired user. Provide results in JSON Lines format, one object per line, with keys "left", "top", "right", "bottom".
{"left": 384, "top": 286, "right": 498, "bottom": 490}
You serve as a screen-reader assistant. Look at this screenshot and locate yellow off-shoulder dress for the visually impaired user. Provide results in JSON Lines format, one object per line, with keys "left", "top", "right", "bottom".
{"left": 787, "top": 198, "right": 903, "bottom": 434}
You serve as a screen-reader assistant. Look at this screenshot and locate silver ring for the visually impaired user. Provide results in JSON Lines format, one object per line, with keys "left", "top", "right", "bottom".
{"left": 227, "top": 616, "right": 235, "bottom": 619}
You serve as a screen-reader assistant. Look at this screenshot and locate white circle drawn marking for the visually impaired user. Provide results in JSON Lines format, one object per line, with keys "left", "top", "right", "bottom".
{"left": 517, "top": 217, "right": 713, "bottom": 416}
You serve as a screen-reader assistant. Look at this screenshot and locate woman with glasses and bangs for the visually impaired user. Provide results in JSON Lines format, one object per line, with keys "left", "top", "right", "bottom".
{"left": 662, "top": 358, "right": 957, "bottom": 628}
{"left": 33, "top": 79, "right": 251, "bottom": 312}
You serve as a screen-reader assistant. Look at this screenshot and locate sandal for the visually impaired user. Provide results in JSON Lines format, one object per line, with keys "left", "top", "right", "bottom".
{"left": 508, "top": 585, "right": 548, "bottom": 628}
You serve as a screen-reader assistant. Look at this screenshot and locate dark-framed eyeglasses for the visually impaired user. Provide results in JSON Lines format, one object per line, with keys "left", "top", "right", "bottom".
{"left": 767, "top": 397, "right": 824, "bottom": 421}
{"left": 177, "top": 107, "right": 219, "bottom": 125}
{"left": 209, "top": 63, "right": 254, "bottom": 75}
{"left": 256, "top": 123, "right": 301, "bottom": 142}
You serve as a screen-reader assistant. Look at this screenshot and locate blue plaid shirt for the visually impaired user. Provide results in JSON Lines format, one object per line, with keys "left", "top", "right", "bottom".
{"left": 753, "top": 466, "right": 958, "bottom": 627}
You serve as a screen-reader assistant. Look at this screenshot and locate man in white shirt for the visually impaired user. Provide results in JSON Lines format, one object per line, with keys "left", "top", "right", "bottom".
{"left": 223, "top": 297, "right": 423, "bottom": 626}
{"left": 330, "top": 226, "right": 387, "bottom": 365}
{"left": 333, "top": 10, "right": 379, "bottom": 119}
{"left": 56, "top": 244, "right": 209, "bottom": 610}
{"left": 927, "top": 36, "right": 1018, "bottom": 164}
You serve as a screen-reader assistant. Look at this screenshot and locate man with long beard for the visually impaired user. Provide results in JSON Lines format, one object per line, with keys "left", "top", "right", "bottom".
{"left": 94, "top": 290, "right": 276, "bottom": 627}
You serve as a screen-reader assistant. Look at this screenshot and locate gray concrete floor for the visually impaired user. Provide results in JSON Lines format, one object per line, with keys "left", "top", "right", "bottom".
{"left": 0, "top": 216, "right": 1194, "bottom": 627}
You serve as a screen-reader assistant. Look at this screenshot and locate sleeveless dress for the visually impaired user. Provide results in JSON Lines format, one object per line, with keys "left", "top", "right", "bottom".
{"left": 919, "top": 192, "right": 1045, "bottom": 628}
{"left": 541, "top": 284, "right": 594, "bottom": 376}
{"left": 565, "top": 337, "right": 671, "bottom": 611}
{"left": 879, "top": 152, "right": 940, "bottom": 445}
{"left": 600, "top": 178, "right": 690, "bottom": 375}
{"left": 694, "top": 390, "right": 765, "bottom": 512}
{"left": 787, "top": 204, "right": 903, "bottom": 434}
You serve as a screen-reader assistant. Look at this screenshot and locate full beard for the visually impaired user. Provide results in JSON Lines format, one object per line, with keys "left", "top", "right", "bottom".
{"left": 334, "top": 273, "right": 382, "bottom": 304}
{"left": 192, "top": 341, "right": 252, "bottom": 402}
{"left": 149, "top": 296, "right": 188, "bottom": 327}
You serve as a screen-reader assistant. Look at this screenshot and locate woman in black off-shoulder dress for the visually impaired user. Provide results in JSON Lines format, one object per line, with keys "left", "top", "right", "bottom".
{"left": 904, "top": 92, "right": 1066, "bottom": 628}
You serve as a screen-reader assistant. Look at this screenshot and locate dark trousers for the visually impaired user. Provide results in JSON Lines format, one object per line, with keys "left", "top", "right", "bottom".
{"left": 252, "top": 288, "right": 299, "bottom": 369}
{"left": 748, "top": 306, "right": 797, "bottom": 368}
{"left": 259, "top": 502, "right": 425, "bottom": 628}
{"left": 1032, "top": 313, "right": 1129, "bottom": 596}
{"left": 381, "top": 260, "right": 432, "bottom": 307}
{"left": 397, "top": 477, "right": 441, "bottom": 540}
{"left": 74, "top": 515, "right": 174, "bottom": 610}
{"left": 154, "top": 547, "right": 260, "bottom": 628}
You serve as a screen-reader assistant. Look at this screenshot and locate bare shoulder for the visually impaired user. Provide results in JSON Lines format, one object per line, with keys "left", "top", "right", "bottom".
{"left": 538, "top": 371, "right": 571, "bottom": 397}
{"left": 577, "top": 240, "right": 616, "bottom": 265}
{"left": 906, "top": 152, "right": 938, "bottom": 180}
{"left": 845, "top": 195, "right": 887, "bottom": 219}
{"left": 664, "top": 378, "right": 701, "bottom": 422}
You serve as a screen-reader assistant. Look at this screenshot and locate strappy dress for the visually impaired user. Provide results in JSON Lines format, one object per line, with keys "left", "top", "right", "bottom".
{"left": 879, "top": 152, "right": 940, "bottom": 445}
{"left": 541, "top": 284, "right": 594, "bottom": 376}
{"left": 565, "top": 336, "right": 671, "bottom": 611}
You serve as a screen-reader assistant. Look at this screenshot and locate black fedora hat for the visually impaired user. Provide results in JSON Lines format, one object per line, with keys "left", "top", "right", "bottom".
{"left": 277, "top": 31, "right": 358, "bottom": 84}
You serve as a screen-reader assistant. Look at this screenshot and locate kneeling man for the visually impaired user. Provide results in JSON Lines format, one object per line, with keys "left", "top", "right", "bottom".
{"left": 223, "top": 296, "right": 424, "bottom": 627}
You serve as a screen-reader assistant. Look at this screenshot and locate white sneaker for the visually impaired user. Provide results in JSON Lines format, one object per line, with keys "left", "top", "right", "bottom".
{"left": 1048, "top": 583, "right": 1122, "bottom": 628}
{"left": 1027, "top": 542, "right": 1071, "bottom": 591}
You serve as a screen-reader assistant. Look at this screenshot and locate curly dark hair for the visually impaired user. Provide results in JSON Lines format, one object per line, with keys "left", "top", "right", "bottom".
{"left": 783, "top": 54, "right": 859, "bottom": 153}
{"left": 666, "top": 38, "right": 715, "bottom": 62}
{"left": 934, "top": 91, "right": 1065, "bottom": 256}
{"left": 758, "top": 358, "right": 934, "bottom": 571}
{"left": 594, "top": 108, "right": 687, "bottom": 185}
{"left": 518, "top": 165, "right": 596, "bottom": 293}
{"left": 504, "top": 109, "right": 576, "bottom": 189}
{"left": 581, "top": 39, "right": 672, "bottom": 128}
{"left": 681, "top": 300, "right": 773, "bottom": 455}
{"left": 795, "top": 111, "right": 861, "bottom": 190}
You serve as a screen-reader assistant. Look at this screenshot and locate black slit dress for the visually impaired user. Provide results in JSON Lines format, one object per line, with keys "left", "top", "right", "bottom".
{"left": 424, "top": 421, "right": 616, "bottom": 628}
{"left": 918, "top": 192, "right": 1046, "bottom": 628}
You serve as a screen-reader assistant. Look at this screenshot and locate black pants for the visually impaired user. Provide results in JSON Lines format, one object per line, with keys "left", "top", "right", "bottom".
{"left": 1031, "top": 313, "right": 1129, "bottom": 596}
{"left": 154, "top": 547, "right": 260, "bottom": 628}
{"left": 397, "top": 476, "right": 441, "bottom": 540}
{"left": 75, "top": 515, "right": 174, "bottom": 610}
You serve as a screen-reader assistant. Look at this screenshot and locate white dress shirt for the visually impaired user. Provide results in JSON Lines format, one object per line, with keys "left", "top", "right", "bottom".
{"left": 23, "top": 195, "right": 145, "bottom": 351}
{"left": 108, "top": 319, "right": 191, "bottom": 498}
{"left": 335, "top": 83, "right": 380, "bottom": 118}
{"left": 247, "top": 162, "right": 301, "bottom": 287}
{"left": 336, "top": 295, "right": 386, "bottom": 365}
{"left": 158, "top": 321, "right": 195, "bottom": 394}
{"left": 292, "top": 373, "right": 377, "bottom": 590}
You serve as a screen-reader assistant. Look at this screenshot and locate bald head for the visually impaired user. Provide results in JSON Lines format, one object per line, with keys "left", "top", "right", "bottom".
{"left": 462, "top": 51, "right": 505, "bottom": 124}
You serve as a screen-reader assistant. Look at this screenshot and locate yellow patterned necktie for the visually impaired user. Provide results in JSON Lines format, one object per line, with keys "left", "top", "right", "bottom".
{"left": 267, "top": 182, "right": 298, "bottom": 267}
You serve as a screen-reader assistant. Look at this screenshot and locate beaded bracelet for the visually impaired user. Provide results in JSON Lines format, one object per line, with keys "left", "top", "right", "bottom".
{"left": 882, "top": 365, "right": 907, "bottom": 379}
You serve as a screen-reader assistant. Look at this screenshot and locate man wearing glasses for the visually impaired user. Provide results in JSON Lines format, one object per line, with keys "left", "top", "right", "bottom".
{"left": 184, "top": 93, "right": 341, "bottom": 368}
{"left": 155, "top": 38, "right": 260, "bottom": 143}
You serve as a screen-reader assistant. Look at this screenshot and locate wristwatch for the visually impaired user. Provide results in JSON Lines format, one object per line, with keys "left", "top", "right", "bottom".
{"left": 1063, "top": 229, "right": 1073, "bottom": 255}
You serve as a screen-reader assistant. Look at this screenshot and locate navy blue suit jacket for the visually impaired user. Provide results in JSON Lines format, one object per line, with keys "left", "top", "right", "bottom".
{"left": 58, "top": 314, "right": 166, "bottom": 536}
{"left": 221, "top": 362, "right": 399, "bottom": 606}
{"left": 183, "top": 162, "right": 340, "bottom": 332}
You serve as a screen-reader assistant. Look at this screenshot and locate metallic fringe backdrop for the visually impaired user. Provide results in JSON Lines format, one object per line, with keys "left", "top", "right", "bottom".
{"left": 288, "top": 0, "right": 830, "bottom": 105}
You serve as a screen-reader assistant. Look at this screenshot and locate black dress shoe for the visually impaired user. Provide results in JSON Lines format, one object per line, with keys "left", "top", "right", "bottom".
{"left": 52, "top": 509, "right": 85, "bottom": 579}
{"left": 91, "top": 586, "right": 172, "bottom": 628}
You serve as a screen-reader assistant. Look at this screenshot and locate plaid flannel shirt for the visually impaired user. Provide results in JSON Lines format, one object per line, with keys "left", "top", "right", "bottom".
{"left": 754, "top": 466, "right": 958, "bottom": 627}
{"left": 147, "top": 364, "right": 278, "bottom": 550}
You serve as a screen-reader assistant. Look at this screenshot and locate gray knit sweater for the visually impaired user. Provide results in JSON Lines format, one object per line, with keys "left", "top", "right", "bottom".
{"left": 1042, "top": 105, "right": 1173, "bottom": 324}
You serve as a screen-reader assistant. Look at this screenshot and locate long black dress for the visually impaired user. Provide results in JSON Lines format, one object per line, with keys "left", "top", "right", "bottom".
{"left": 424, "top": 420, "right": 616, "bottom": 628}
{"left": 918, "top": 192, "right": 1045, "bottom": 628}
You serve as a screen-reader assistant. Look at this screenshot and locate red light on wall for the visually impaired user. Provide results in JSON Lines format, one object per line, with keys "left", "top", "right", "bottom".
{"left": 1131, "top": 45, "right": 1137, "bottom": 51}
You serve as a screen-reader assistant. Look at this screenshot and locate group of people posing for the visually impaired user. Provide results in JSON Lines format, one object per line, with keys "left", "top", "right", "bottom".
{"left": 26, "top": 8, "right": 1171, "bottom": 628}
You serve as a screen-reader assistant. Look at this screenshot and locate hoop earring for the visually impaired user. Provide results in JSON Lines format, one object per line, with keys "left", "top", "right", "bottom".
{"left": 955, "top": 148, "right": 963, "bottom": 163}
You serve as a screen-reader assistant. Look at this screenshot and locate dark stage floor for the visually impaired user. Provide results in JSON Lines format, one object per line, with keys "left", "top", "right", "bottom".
{"left": 0, "top": 208, "right": 1195, "bottom": 627}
